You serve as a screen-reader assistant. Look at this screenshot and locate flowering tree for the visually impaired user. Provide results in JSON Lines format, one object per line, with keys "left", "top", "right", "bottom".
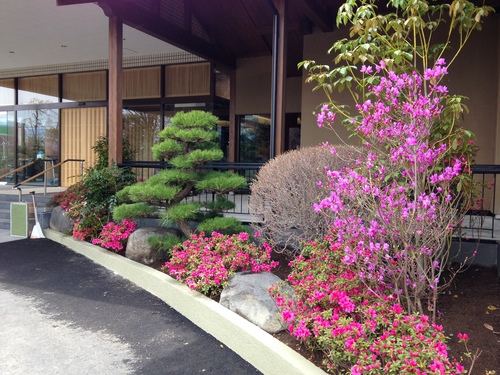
{"left": 299, "top": 0, "right": 493, "bottom": 319}
{"left": 314, "top": 61, "right": 469, "bottom": 318}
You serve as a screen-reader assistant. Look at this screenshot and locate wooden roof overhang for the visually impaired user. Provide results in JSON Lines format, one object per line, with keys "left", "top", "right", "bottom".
{"left": 56, "top": 0, "right": 340, "bottom": 163}
{"left": 57, "top": 0, "right": 339, "bottom": 76}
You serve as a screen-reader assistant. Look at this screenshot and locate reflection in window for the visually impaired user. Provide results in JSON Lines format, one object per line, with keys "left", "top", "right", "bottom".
{"left": 0, "top": 79, "right": 15, "bottom": 106}
{"left": 0, "top": 111, "right": 15, "bottom": 183}
{"left": 238, "top": 115, "right": 270, "bottom": 163}
{"left": 17, "top": 109, "right": 59, "bottom": 184}
{"left": 123, "top": 106, "right": 162, "bottom": 180}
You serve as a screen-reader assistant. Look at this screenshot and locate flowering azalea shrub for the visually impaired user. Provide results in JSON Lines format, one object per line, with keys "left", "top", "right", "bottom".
{"left": 91, "top": 219, "right": 136, "bottom": 252}
{"left": 313, "top": 61, "right": 475, "bottom": 317}
{"left": 270, "top": 237, "right": 466, "bottom": 374}
{"left": 48, "top": 182, "right": 87, "bottom": 220}
{"left": 163, "top": 232, "right": 278, "bottom": 297}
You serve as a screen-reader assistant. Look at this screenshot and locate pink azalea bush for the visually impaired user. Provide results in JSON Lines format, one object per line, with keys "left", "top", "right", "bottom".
{"left": 91, "top": 219, "right": 136, "bottom": 252}
{"left": 314, "top": 61, "right": 472, "bottom": 317}
{"left": 163, "top": 232, "right": 278, "bottom": 297}
{"left": 270, "top": 237, "right": 466, "bottom": 374}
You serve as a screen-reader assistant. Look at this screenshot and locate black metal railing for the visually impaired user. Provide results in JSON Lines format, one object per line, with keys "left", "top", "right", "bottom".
{"left": 117, "top": 162, "right": 500, "bottom": 233}
{"left": 459, "top": 164, "right": 500, "bottom": 239}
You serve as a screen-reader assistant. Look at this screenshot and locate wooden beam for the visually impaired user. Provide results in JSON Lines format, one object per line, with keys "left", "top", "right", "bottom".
{"left": 108, "top": 15, "right": 123, "bottom": 165}
{"left": 99, "top": 0, "right": 236, "bottom": 69}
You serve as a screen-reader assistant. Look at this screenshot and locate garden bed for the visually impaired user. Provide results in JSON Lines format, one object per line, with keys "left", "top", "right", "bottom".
{"left": 46, "top": 229, "right": 499, "bottom": 374}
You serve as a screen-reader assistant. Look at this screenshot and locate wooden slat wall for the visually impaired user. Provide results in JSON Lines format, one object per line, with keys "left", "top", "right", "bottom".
{"left": 63, "top": 71, "right": 107, "bottom": 101}
{"left": 165, "top": 62, "right": 210, "bottom": 97}
{"left": 123, "top": 67, "right": 161, "bottom": 99}
{"left": 18, "top": 75, "right": 59, "bottom": 99}
{"left": 61, "top": 107, "right": 107, "bottom": 186}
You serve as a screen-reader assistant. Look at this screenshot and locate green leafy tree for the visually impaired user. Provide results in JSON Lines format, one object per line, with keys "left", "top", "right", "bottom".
{"left": 114, "top": 110, "right": 247, "bottom": 237}
{"left": 299, "top": 0, "right": 493, "bottom": 216}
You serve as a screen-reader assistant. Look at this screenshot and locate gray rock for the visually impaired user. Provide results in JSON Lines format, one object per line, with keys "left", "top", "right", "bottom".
{"left": 125, "top": 227, "right": 181, "bottom": 266}
{"left": 49, "top": 206, "right": 75, "bottom": 234}
{"left": 219, "top": 272, "right": 293, "bottom": 334}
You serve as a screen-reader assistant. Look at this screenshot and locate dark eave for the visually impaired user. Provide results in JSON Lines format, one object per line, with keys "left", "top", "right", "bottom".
{"left": 58, "top": 0, "right": 339, "bottom": 75}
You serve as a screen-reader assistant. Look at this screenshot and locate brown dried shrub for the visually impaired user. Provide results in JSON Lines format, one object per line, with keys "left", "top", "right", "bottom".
{"left": 249, "top": 145, "right": 362, "bottom": 255}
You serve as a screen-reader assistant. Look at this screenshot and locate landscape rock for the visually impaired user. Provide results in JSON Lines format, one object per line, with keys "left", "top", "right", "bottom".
{"left": 125, "top": 227, "right": 181, "bottom": 266}
{"left": 49, "top": 206, "right": 75, "bottom": 234}
{"left": 219, "top": 272, "right": 293, "bottom": 334}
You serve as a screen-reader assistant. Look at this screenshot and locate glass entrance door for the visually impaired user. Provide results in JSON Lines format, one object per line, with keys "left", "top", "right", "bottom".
{"left": 17, "top": 109, "right": 59, "bottom": 185}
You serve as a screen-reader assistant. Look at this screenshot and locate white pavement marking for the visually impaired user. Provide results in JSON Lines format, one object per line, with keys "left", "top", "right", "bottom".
{"left": 0, "top": 289, "right": 137, "bottom": 375}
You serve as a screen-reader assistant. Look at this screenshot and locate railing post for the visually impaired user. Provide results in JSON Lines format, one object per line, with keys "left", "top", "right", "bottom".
{"left": 80, "top": 161, "right": 84, "bottom": 180}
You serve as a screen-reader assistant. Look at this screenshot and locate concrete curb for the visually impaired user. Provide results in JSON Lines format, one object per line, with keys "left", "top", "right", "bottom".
{"left": 44, "top": 229, "right": 327, "bottom": 375}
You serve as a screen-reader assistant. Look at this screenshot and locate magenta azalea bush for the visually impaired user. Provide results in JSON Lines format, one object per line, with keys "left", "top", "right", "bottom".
{"left": 91, "top": 219, "right": 136, "bottom": 252}
{"left": 314, "top": 61, "right": 473, "bottom": 318}
{"left": 270, "top": 237, "right": 466, "bottom": 374}
{"left": 163, "top": 232, "right": 278, "bottom": 297}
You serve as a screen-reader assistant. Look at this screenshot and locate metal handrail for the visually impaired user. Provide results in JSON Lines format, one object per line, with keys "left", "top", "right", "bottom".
{"left": 12, "top": 159, "right": 85, "bottom": 197}
{"left": 0, "top": 161, "right": 36, "bottom": 181}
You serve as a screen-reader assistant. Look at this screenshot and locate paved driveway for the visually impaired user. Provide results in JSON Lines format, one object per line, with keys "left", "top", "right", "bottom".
{"left": 0, "top": 238, "right": 261, "bottom": 375}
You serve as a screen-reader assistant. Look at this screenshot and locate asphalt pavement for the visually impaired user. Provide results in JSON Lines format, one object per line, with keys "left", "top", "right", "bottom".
{"left": 0, "top": 234, "right": 261, "bottom": 375}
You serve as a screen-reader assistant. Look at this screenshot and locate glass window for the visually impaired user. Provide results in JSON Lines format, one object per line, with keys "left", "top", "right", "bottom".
{"left": 215, "top": 71, "right": 230, "bottom": 99}
{"left": 0, "top": 111, "right": 16, "bottom": 183}
{"left": 18, "top": 75, "right": 59, "bottom": 104}
{"left": 238, "top": 115, "right": 270, "bottom": 163}
{"left": 17, "top": 109, "right": 59, "bottom": 184}
{"left": 123, "top": 105, "right": 162, "bottom": 180}
{"left": 63, "top": 71, "right": 107, "bottom": 102}
{"left": 0, "top": 79, "right": 15, "bottom": 106}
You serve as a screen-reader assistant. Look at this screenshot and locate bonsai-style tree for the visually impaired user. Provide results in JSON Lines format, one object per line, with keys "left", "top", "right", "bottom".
{"left": 113, "top": 110, "right": 247, "bottom": 238}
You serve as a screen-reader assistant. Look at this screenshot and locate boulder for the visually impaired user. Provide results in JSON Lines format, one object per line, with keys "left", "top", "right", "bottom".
{"left": 125, "top": 227, "right": 181, "bottom": 266}
{"left": 49, "top": 206, "right": 75, "bottom": 234}
{"left": 219, "top": 272, "right": 293, "bottom": 334}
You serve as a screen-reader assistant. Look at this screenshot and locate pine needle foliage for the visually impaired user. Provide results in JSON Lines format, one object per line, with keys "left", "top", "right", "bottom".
{"left": 114, "top": 110, "right": 248, "bottom": 238}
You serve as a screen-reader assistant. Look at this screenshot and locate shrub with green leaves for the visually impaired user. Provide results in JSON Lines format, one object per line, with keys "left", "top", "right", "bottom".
{"left": 69, "top": 163, "right": 136, "bottom": 241}
{"left": 114, "top": 110, "right": 247, "bottom": 238}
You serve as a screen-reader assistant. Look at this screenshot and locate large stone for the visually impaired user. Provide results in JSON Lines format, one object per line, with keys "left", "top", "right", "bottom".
{"left": 49, "top": 206, "right": 75, "bottom": 234}
{"left": 219, "top": 272, "right": 293, "bottom": 334}
{"left": 125, "top": 227, "right": 181, "bottom": 266}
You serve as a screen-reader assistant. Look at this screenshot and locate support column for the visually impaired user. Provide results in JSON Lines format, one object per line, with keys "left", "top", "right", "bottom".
{"left": 229, "top": 69, "right": 237, "bottom": 162}
{"left": 108, "top": 15, "right": 123, "bottom": 165}
{"left": 274, "top": 0, "right": 287, "bottom": 156}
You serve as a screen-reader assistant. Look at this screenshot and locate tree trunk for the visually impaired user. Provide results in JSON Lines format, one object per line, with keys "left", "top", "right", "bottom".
{"left": 177, "top": 219, "right": 193, "bottom": 238}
